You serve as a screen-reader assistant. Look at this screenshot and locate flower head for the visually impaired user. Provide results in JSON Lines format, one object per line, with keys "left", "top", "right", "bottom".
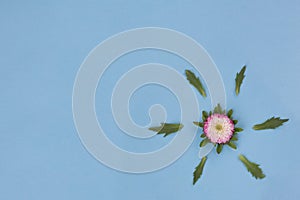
{"left": 204, "top": 113, "right": 234, "bottom": 144}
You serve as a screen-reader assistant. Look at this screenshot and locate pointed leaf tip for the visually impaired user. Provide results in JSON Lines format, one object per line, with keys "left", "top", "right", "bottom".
{"left": 235, "top": 65, "right": 246, "bottom": 95}
{"left": 185, "top": 69, "right": 207, "bottom": 97}
{"left": 253, "top": 117, "right": 289, "bottom": 130}
{"left": 239, "top": 154, "right": 265, "bottom": 179}
{"left": 149, "top": 123, "right": 183, "bottom": 137}
{"left": 193, "top": 156, "right": 207, "bottom": 185}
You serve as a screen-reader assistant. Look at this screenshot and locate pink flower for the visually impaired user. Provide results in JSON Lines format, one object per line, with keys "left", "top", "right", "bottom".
{"left": 204, "top": 114, "right": 234, "bottom": 144}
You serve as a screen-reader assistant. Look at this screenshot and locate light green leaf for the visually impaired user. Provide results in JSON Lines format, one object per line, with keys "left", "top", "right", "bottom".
{"left": 253, "top": 117, "right": 289, "bottom": 130}
{"left": 193, "top": 121, "right": 203, "bottom": 128}
{"left": 149, "top": 123, "right": 183, "bottom": 137}
{"left": 213, "top": 103, "right": 225, "bottom": 114}
{"left": 193, "top": 156, "right": 207, "bottom": 185}
{"left": 235, "top": 65, "right": 246, "bottom": 95}
{"left": 200, "top": 138, "right": 210, "bottom": 147}
{"left": 216, "top": 144, "right": 223, "bottom": 154}
{"left": 185, "top": 70, "right": 207, "bottom": 97}
{"left": 227, "top": 141, "right": 237, "bottom": 149}
{"left": 239, "top": 154, "right": 265, "bottom": 179}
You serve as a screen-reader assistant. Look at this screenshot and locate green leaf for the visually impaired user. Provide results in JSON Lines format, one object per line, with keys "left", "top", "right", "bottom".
{"left": 216, "top": 144, "right": 223, "bottom": 154}
{"left": 233, "top": 120, "right": 238, "bottom": 124}
{"left": 235, "top": 65, "right": 246, "bottom": 95}
{"left": 202, "top": 111, "right": 208, "bottom": 121}
{"left": 253, "top": 117, "right": 289, "bottom": 130}
{"left": 193, "top": 121, "right": 203, "bottom": 128}
{"left": 227, "top": 109, "right": 233, "bottom": 118}
{"left": 227, "top": 141, "right": 237, "bottom": 149}
{"left": 193, "top": 156, "right": 207, "bottom": 185}
{"left": 200, "top": 133, "right": 206, "bottom": 138}
{"left": 149, "top": 123, "right": 183, "bottom": 137}
{"left": 234, "top": 127, "right": 244, "bottom": 132}
{"left": 239, "top": 154, "right": 265, "bottom": 179}
{"left": 185, "top": 70, "right": 207, "bottom": 97}
{"left": 213, "top": 103, "right": 225, "bottom": 114}
{"left": 200, "top": 138, "right": 210, "bottom": 147}
{"left": 231, "top": 135, "right": 238, "bottom": 141}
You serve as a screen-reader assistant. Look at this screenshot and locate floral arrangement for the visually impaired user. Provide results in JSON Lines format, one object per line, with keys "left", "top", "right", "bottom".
{"left": 149, "top": 66, "right": 288, "bottom": 185}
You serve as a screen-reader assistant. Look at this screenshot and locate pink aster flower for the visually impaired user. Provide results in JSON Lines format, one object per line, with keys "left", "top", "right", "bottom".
{"left": 204, "top": 114, "right": 234, "bottom": 144}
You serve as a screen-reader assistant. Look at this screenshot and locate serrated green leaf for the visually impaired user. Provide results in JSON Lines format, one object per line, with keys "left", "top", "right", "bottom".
{"left": 235, "top": 65, "right": 246, "bottom": 95}
{"left": 200, "top": 133, "right": 206, "bottom": 138}
{"left": 216, "top": 144, "right": 223, "bottom": 154}
{"left": 253, "top": 117, "right": 289, "bottom": 130}
{"left": 234, "top": 127, "right": 244, "bottom": 132}
{"left": 227, "top": 141, "right": 237, "bottom": 149}
{"left": 193, "top": 156, "right": 207, "bottom": 185}
{"left": 185, "top": 70, "right": 206, "bottom": 97}
{"left": 202, "top": 111, "right": 208, "bottom": 121}
{"left": 149, "top": 123, "right": 183, "bottom": 137}
{"left": 227, "top": 109, "right": 233, "bottom": 118}
{"left": 193, "top": 121, "right": 203, "bottom": 128}
{"left": 200, "top": 138, "right": 210, "bottom": 147}
{"left": 213, "top": 103, "right": 225, "bottom": 114}
{"left": 239, "top": 154, "right": 265, "bottom": 179}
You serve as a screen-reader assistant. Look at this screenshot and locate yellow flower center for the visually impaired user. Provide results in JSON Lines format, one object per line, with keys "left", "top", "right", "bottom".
{"left": 215, "top": 124, "right": 223, "bottom": 131}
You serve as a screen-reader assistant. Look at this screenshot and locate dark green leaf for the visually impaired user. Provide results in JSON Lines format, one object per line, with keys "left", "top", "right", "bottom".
{"left": 216, "top": 144, "right": 223, "bottom": 154}
{"left": 200, "top": 138, "right": 210, "bottom": 147}
{"left": 213, "top": 103, "right": 225, "bottom": 114}
{"left": 239, "top": 154, "right": 265, "bottom": 179}
{"left": 235, "top": 65, "right": 246, "bottom": 95}
{"left": 200, "top": 133, "right": 206, "bottom": 138}
{"left": 227, "top": 109, "right": 233, "bottom": 118}
{"left": 233, "top": 120, "right": 238, "bottom": 124}
{"left": 234, "top": 127, "right": 244, "bottom": 132}
{"left": 193, "top": 121, "right": 203, "bottom": 128}
{"left": 149, "top": 123, "right": 183, "bottom": 137}
{"left": 253, "top": 117, "right": 289, "bottom": 130}
{"left": 227, "top": 141, "right": 237, "bottom": 149}
{"left": 185, "top": 70, "right": 206, "bottom": 97}
{"left": 193, "top": 156, "right": 207, "bottom": 185}
{"left": 202, "top": 111, "right": 208, "bottom": 121}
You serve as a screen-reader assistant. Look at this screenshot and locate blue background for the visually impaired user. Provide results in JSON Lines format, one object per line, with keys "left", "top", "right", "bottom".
{"left": 1, "top": 0, "right": 299, "bottom": 199}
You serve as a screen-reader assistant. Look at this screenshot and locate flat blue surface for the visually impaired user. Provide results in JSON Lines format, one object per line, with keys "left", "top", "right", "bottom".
{"left": 1, "top": 0, "right": 300, "bottom": 199}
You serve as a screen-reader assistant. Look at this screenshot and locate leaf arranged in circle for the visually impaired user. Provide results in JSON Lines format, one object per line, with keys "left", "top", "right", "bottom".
{"left": 227, "top": 109, "right": 233, "bottom": 118}
{"left": 234, "top": 127, "right": 244, "bottom": 133}
{"left": 200, "top": 138, "right": 210, "bottom": 147}
{"left": 193, "top": 121, "right": 204, "bottom": 128}
{"left": 252, "top": 117, "right": 289, "bottom": 130}
{"left": 213, "top": 103, "right": 225, "bottom": 114}
{"left": 239, "top": 154, "right": 265, "bottom": 179}
{"left": 193, "top": 156, "right": 207, "bottom": 185}
{"left": 202, "top": 111, "right": 208, "bottom": 121}
{"left": 185, "top": 70, "right": 207, "bottom": 97}
{"left": 235, "top": 65, "right": 246, "bottom": 95}
{"left": 216, "top": 144, "right": 223, "bottom": 154}
{"left": 149, "top": 123, "right": 183, "bottom": 137}
{"left": 227, "top": 141, "right": 237, "bottom": 149}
